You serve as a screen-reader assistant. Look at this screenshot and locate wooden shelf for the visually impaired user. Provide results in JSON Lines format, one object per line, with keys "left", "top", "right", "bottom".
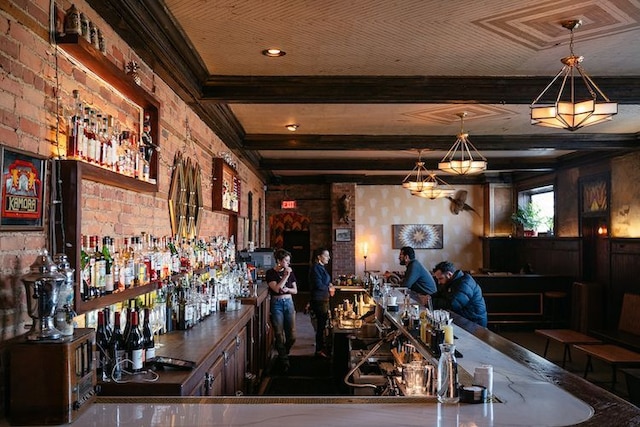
{"left": 56, "top": 32, "right": 160, "bottom": 183}
{"left": 60, "top": 159, "right": 158, "bottom": 193}
{"left": 77, "top": 283, "right": 158, "bottom": 313}
{"left": 212, "top": 158, "right": 240, "bottom": 215}
{"left": 56, "top": 33, "right": 159, "bottom": 110}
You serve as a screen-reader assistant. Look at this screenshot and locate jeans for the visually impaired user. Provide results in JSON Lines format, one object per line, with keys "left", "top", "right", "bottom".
{"left": 310, "top": 300, "right": 330, "bottom": 353}
{"left": 270, "top": 297, "right": 296, "bottom": 362}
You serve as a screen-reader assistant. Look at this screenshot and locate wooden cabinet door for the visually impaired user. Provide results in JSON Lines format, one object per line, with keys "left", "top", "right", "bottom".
{"left": 222, "top": 327, "right": 247, "bottom": 395}
{"left": 190, "top": 354, "right": 224, "bottom": 396}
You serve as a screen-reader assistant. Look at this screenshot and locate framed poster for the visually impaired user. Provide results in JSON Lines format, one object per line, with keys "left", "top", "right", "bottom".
{"left": 392, "top": 224, "right": 443, "bottom": 249}
{"left": 335, "top": 228, "right": 352, "bottom": 242}
{"left": 580, "top": 173, "right": 609, "bottom": 216}
{"left": 1, "top": 146, "right": 47, "bottom": 230}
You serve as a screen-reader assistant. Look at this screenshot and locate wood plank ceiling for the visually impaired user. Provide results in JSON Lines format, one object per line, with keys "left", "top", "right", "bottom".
{"left": 88, "top": 0, "right": 640, "bottom": 185}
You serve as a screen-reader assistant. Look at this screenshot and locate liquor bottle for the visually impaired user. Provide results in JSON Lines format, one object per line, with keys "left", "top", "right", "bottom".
{"left": 90, "top": 111, "right": 101, "bottom": 164}
{"left": 167, "top": 238, "right": 181, "bottom": 275}
{"left": 67, "top": 90, "right": 83, "bottom": 159}
{"left": 126, "top": 310, "right": 144, "bottom": 372}
{"left": 102, "top": 236, "right": 114, "bottom": 294}
{"left": 80, "top": 234, "right": 90, "bottom": 301}
{"left": 108, "top": 115, "right": 119, "bottom": 172}
{"left": 121, "top": 237, "right": 134, "bottom": 289}
{"left": 87, "top": 235, "right": 98, "bottom": 298}
{"left": 142, "top": 307, "right": 155, "bottom": 363}
{"left": 111, "top": 237, "right": 123, "bottom": 292}
{"left": 80, "top": 107, "right": 90, "bottom": 162}
{"left": 95, "top": 310, "right": 110, "bottom": 381}
{"left": 100, "top": 116, "right": 111, "bottom": 169}
{"left": 92, "top": 235, "right": 106, "bottom": 296}
{"left": 133, "top": 237, "right": 147, "bottom": 286}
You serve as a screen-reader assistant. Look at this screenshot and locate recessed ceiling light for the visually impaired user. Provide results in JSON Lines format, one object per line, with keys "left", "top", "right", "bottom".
{"left": 262, "top": 48, "right": 286, "bottom": 57}
{"left": 285, "top": 124, "right": 299, "bottom": 131}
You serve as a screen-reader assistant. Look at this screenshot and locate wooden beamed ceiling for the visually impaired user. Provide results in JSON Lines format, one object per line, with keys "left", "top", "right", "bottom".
{"left": 87, "top": 0, "right": 640, "bottom": 185}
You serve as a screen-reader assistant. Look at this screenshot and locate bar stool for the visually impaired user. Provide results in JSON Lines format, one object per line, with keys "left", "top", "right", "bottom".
{"left": 544, "top": 291, "right": 568, "bottom": 328}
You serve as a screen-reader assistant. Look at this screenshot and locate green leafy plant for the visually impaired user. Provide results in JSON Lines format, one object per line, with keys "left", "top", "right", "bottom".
{"left": 511, "top": 202, "right": 543, "bottom": 230}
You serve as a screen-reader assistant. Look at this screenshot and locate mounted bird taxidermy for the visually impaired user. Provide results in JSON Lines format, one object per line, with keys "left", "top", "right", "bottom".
{"left": 447, "top": 190, "right": 479, "bottom": 216}
{"left": 337, "top": 194, "right": 352, "bottom": 224}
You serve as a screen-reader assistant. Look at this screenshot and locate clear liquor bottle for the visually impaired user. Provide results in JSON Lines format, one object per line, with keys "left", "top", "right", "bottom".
{"left": 121, "top": 237, "right": 135, "bottom": 289}
{"left": 92, "top": 235, "right": 106, "bottom": 296}
{"left": 100, "top": 116, "right": 112, "bottom": 170}
{"left": 67, "top": 90, "right": 83, "bottom": 159}
{"left": 102, "top": 236, "right": 114, "bottom": 294}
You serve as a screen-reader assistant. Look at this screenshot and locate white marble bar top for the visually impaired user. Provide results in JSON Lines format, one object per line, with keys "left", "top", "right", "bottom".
{"left": 18, "top": 315, "right": 595, "bottom": 427}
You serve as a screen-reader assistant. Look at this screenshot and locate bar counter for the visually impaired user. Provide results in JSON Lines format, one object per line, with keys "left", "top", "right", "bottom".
{"left": 4, "top": 290, "right": 640, "bottom": 427}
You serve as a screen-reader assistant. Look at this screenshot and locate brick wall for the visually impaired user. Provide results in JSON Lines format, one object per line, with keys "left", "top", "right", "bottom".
{"left": 0, "top": 1, "right": 265, "bottom": 343}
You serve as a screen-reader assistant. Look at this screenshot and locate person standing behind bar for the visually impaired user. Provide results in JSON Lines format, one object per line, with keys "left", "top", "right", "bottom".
{"left": 398, "top": 246, "right": 437, "bottom": 295}
{"left": 432, "top": 261, "right": 488, "bottom": 327}
{"left": 266, "top": 248, "right": 298, "bottom": 373}
{"left": 309, "top": 248, "right": 335, "bottom": 358}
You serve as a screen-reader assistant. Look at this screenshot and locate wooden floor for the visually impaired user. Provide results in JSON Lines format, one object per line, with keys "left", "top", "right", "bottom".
{"left": 500, "top": 329, "right": 635, "bottom": 402}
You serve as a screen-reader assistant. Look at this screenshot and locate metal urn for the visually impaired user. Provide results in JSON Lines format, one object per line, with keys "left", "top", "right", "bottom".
{"left": 21, "top": 249, "right": 66, "bottom": 341}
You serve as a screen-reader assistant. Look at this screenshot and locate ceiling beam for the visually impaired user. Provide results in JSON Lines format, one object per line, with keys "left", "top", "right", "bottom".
{"left": 261, "top": 158, "right": 556, "bottom": 172}
{"left": 244, "top": 133, "right": 639, "bottom": 151}
{"left": 203, "top": 76, "right": 640, "bottom": 104}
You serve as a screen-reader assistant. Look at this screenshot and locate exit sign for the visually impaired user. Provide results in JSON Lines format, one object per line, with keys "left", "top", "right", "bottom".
{"left": 281, "top": 200, "right": 297, "bottom": 209}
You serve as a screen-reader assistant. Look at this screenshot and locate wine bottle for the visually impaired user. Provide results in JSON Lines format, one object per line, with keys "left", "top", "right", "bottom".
{"left": 142, "top": 307, "right": 155, "bottom": 363}
{"left": 126, "top": 310, "right": 144, "bottom": 372}
{"left": 103, "top": 307, "right": 113, "bottom": 342}
{"left": 108, "top": 310, "right": 125, "bottom": 381}
{"left": 95, "top": 311, "right": 109, "bottom": 381}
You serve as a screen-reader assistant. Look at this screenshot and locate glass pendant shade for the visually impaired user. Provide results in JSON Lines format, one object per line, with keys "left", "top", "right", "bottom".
{"left": 402, "top": 152, "right": 435, "bottom": 192}
{"left": 530, "top": 20, "right": 617, "bottom": 131}
{"left": 409, "top": 172, "right": 455, "bottom": 200}
{"left": 438, "top": 113, "right": 487, "bottom": 175}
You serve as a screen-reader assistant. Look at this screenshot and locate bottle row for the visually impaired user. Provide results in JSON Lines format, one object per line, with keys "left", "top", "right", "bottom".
{"left": 95, "top": 305, "right": 155, "bottom": 381}
{"left": 93, "top": 262, "right": 255, "bottom": 382}
{"left": 66, "top": 90, "right": 157, "bottom": 182}
{"left": 79, "top": 233, "right": 237, "bottom": 302}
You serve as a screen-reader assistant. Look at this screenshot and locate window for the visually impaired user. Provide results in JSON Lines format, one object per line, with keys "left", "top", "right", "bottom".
{"left": 518, "top": 185, "right": 554, "bottom": 235}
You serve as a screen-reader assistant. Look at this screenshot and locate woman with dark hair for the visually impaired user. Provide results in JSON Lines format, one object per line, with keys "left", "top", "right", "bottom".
{"left": 309, "top": 247, "right": 334, "bottom": 358}
{"left": 265, "top": 248, "right": 298, "bottom": 373}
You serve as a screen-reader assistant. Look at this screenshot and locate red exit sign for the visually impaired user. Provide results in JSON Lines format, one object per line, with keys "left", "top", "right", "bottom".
{"left": 281, "top": 200, "right": 297, "bottom": 209}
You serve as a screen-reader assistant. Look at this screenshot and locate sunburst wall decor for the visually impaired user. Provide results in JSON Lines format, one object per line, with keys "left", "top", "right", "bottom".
{"left": 392, "top": 224, "right": 443, "bottom": 249}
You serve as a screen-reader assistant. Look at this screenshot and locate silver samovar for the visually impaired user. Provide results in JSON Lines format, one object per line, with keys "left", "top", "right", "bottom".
{"left": 21, "top": 249, "right": 66, "bottom": 341}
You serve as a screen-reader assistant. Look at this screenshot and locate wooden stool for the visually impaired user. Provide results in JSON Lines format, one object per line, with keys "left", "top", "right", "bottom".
{"left": 574, "top": 344, "right": 640, "bottom": 391}
{"left": 544, "top": 291, "right": 568, "bottom": 328}
{"left": 535, "top": 329, "right": 601, "bottom": 368}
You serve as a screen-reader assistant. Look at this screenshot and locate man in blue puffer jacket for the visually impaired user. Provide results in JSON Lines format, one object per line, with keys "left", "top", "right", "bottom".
{"left": 432, "top": 261, "right": 488, "bottom": 327}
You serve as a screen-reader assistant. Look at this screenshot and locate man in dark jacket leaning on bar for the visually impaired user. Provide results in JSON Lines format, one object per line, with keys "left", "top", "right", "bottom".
{"left": 432, "top": 261, "right": 488, "bottom": 327}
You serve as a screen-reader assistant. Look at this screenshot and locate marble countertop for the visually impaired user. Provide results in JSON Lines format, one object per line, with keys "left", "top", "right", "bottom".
{"left": 4, "top": 290, "right": 639, "bottom": 426}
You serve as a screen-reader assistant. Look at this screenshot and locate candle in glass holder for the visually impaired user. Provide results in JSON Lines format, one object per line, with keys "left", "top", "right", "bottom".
{"left": 443, "top": 324, "right": 454, "bottom": 344}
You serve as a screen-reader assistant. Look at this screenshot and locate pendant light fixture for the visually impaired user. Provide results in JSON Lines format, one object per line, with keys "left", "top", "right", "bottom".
{"left": 530, "top": 19, "right": 617, "bottom": 131}
{"left": 402, "top": 150, "right": 432, "bottom": 192}
{"left": 438, "top": 112, "right": 487, "bottom": 175}
{"left": 410, "top": 172, "right": 456, "bottom": 200}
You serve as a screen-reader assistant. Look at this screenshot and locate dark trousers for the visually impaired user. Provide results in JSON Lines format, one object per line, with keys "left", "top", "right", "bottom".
{"left": 310, "top": 299, "right": 330, "bottom": 353}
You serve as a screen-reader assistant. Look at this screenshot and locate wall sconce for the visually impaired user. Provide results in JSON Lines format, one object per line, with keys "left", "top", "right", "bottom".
{"left": 597, "top": 224, "right": 608, "bottom": 236}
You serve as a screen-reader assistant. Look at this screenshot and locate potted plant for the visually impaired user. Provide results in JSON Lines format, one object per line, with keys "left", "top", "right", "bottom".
{"left": 511, "top": 202, "right": 543, "bottom": 236}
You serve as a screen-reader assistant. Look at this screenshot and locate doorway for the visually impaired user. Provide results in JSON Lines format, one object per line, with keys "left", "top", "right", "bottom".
{"left": 283, "top": 230, "right": 310, "bottom": 307}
